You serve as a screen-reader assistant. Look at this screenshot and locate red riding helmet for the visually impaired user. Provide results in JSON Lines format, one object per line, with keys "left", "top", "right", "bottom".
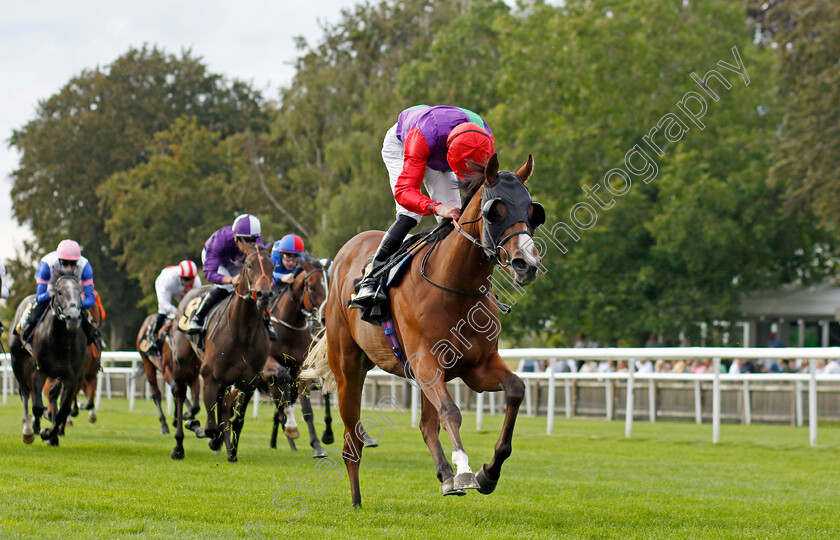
{"left": 446, "top": 122, "right": 495, "bottom": 179}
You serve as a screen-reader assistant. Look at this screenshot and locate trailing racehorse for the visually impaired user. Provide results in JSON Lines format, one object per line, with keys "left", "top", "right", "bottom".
{"left": 136, "top": 313, "right": 200, "bottom": 435}
{"left": 177, "top": 246, "right": 275, "bottom": 461}
{"left": 304, "top": 154, "right": 544, "bottom": 506}
{"left": 262, "top": 256, "right": 333, "bottom": 457}
{"left": 9, "top": 274, "right": 89, "bottom": 446}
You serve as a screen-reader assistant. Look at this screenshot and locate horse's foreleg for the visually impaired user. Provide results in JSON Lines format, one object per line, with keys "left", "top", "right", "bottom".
{"left": 227, "top": 388, "right": 252, "bottom": 463}
{"left": 299, "top": 383, "right": 326, "bottom": 458}
{"left": 466, "top": 356, "right": 524, "bottom": 495}
{"left": 321, "top": 392, "right": 334, "bottom": 445}
{"left": 171, "top": 382, "right": 187, "bottom": 459}
{"left": 43, "top": 379, "right": 79, "bottom": 445}
{"left": 418, "top": 391, "right": 458, "bottom": 493}
{"left": 415, "top": 361, "right": 478, "bottom": 493}
{"left": 199, "top": 375, "right": 221, "bottom": 441}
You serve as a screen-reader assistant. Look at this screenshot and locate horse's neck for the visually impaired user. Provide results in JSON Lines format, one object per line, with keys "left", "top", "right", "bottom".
{"left": 432, "top": 197, "right": 494, "bottom": 292}
{"left": 228, "top": 294, "right": 262, "bottom": 342}
{"left": 274, "top": 288, "right": 306, "bottom": 326}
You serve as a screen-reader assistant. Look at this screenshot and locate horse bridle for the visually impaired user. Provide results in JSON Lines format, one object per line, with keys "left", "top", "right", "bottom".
{"left": 272, "top": 267, "right": 325, "bottom": 332}
{"left": 236, "top": 247, "right": 272, "bottom": 301}
{"left": 421, "top": 177, "right": 544, "bottom": 298}
{"left": 50, "top": 274, "right": 82, "bottom": 322}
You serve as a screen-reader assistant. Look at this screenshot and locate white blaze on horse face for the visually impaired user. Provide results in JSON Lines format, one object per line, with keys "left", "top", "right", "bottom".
{"left": 452, "top": 449, "right": 473, "bottom": 476}
{"left": 518, "top": 234, "right": 541, "bottom": 267}
{"left": 284, "top": 405, "right": 298, "bottom": 428}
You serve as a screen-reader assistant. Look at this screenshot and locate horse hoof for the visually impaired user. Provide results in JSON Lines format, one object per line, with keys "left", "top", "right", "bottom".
{"left": 312, "top": 447, "right": 327, "bottom": 459}
{"left": 441, "top": 477, "right": 466, "bottom": 496}
{"left": 284, "top": 426, "right": 300, "bottom": 440}
{"left": 453, "top": 472, "right": 480, "bottom": 491}
{"left": 88, "top": 412, "right": 97, "bottom": 423}
{"left": 70, "top": 409, "right": 79, "bottom": 418}
{"left": 185, "top": 420, "right": 200, "bottom": 433}
{"left": 161, "top": 425, "right": 170, "bottom": 435}
{"left": 228, "top": 455, "right": 238, "bottom": 463}
{"left": 193, "top": 426, "right": 206, "bottom": 438}
{"left": 209, "top": 438, "right": 223, "bottom": 452}
{"left": 22, "top": 433, "right": 35, "bottom": 444}
{"left": 362, "top": 437, "right": 379, "bottom": 448}
{"left": 47, "top": 438, "right": 59, "bottom": 447}
{"left": 171, "top": 447, "right": 185, "bottom": 460}
{"left": 321, "top": 430, "right": 334, "bottom": 445}
{"left": 40, "top": 429, "right": 51, "bottom": 441}
{"left": 65, "top": 418, "right": 73, "bottom": 427}
{"left": 475, "top": 465, "right": 498, "bottom": 495}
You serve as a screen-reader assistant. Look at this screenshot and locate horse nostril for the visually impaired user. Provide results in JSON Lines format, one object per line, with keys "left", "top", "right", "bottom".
{"left": 512, "top": 258, "right": 528, "bottom": 273}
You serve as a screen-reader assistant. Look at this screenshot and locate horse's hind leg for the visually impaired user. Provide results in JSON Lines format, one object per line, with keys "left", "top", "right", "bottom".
{"left": 142, "top": 356, "right": 167, "bottom": 434}
{"left": 418, "top": 392, "right": 460, "bottom": 495}
{"left": 187, "top": 377, "right": 201, "bottom": 420}
{"left": 31, "top": 370, "right": 47, "bottom": 436}
{"left": 330, "top": 335, "right": 367, "bottom": 507}
{"left": 464, "top": 355, "right": 525, "bottom": 495}
{"left": 17, "top": 374, "right": 35, "bottom": 444}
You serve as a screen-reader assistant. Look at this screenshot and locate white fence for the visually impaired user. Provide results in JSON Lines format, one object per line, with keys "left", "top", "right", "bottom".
{"left": 3, "top": 347, "right": 840, "bottom": 447}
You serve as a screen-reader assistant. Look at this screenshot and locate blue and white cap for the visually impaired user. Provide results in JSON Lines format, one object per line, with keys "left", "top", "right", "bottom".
{"left": 232, "top": 214, "right": 261, "bottom": 237}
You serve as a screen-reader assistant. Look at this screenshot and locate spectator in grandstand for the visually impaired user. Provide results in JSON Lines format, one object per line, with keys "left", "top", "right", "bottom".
{"left": 739, "top": 358, "right": 757, "bottom": 373}
{"left": 517, "top": 359, "right": 542, "bottom": 373}
{"left": 637, "top": 359, "right": 654, "bottom": 373}
{"left": 823, "top": 358, "right": 840, "bottom": 374}
{"left": 578, "top": 360, "right": 598, "bottom": 373}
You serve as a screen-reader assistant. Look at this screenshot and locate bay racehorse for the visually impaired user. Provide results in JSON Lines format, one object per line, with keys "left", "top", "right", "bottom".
{"left": 136, "top": 313, "right": 201, "bottom": 435}
{"left": 185, "top": 247, "right": 275, "bottom": 462}
{"left": 262, "top": 256, "right": 333, "bottom": 457}
{"left": 304, "top": 154, "right": 544, "bottom": 506}
{"left": 9, "top": 274, "right": 89, "bottom": 446}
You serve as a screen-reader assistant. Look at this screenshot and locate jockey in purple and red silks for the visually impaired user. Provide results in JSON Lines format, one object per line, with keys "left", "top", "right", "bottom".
{"left": 186, "top": 214, "right": 276, "bottom": 340}
{"left": 352, "top": 105, "right": 495, "bottom": 307}
{"left": 18, "top": 239, "right": 100, "bottom": 346}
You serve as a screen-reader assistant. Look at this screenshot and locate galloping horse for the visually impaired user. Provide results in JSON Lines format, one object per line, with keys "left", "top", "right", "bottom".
{"left": 9, "top": 274, "right": 89, "bottom": 446}
{"left": 177, "top": 247, "right": 275, "bottom": 461}
{"left": 262, "top": 257, "right": 331, "bottom": 457}
{"left": 136, "top": 314, "right": 200, "bottom": 435}
{"left": 305, "top": 154, "right": 544, "bottom": 506}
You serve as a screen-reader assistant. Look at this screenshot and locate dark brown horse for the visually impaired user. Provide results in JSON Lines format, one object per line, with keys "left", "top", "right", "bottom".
{"left": 185, "top": 247, "right": 275, "bottom": 462}
{"left": 136, "top": 314, "right": 201, "bottom": 435}
{"left": 262, "top": 257, "right": 332, "bottom": 457}
{"left": 9, "top": 274, "right": 89, "bottom": 446}
{"left": 305, "top": 154, "right": 543, "bottom": 506}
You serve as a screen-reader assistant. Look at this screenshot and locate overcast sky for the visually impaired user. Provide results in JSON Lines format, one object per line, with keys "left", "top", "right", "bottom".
{"left": 0, "top": 0, "right": 365, "bottom": 266}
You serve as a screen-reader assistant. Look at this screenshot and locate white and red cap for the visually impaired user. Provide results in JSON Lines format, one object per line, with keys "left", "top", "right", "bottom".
{"left": 178, "top": 260, "right": 198, "bottom": 279}
{"left": 56, "top": 239, "right": 82, "bottom": 260}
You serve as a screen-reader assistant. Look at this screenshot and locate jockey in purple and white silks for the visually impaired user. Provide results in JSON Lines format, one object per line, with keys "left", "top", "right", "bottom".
{"left": 19, "top": 239, "right": 99, "bottom": 345}
{"left": 186, "top": 214, "right": 276, "bottom": 340}
{"left": 147, "top": 260, "right": 200, "bottom": 353}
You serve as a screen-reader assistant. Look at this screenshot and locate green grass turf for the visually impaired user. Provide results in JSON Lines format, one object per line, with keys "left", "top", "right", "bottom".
{"left": 0, "top": 398, "right": 839, "bottom": 539}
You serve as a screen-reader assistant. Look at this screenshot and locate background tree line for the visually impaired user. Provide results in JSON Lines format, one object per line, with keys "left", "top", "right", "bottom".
{"left": 2, "top": 0, "right": 837, "bottom": 349}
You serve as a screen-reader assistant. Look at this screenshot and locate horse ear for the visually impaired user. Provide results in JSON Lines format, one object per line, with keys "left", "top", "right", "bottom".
{"left": 484, "top": 153, "right": 499, "bottom": 186}
{"left": 515, "top": 154, "right": 534, "bottom": 183}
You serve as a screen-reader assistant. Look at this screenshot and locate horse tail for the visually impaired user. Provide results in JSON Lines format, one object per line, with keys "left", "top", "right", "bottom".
{"left": 302, "top": 328, "right": 336, "bottom": 395}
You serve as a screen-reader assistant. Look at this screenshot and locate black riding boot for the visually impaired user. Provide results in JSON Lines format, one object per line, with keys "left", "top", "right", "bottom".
{"left": 264, "top": 312, "right": 278, "bottom": 341}
{"left": 149, "top": 313, "right": 167, "bottom": 353}
{"left": 186, "top": 287, "right": 230, "bottom": 334}
{"left": 352, "top": 215, "right": 418, "bottom": 307}
{"left": 81, "top": 315, "right": 100, "bottom": 347}
{"left": 20, "top": 301, "right": 49, "bottom": 344}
